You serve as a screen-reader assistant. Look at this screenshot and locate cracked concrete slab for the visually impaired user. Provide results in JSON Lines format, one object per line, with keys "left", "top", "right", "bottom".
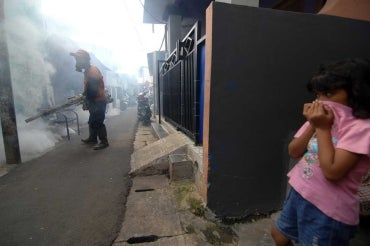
{"left": 130, "top": 133, "right": 190, "bottom": 176}
{"left": 114, "top": 175, "right": 188, "bottom": 245}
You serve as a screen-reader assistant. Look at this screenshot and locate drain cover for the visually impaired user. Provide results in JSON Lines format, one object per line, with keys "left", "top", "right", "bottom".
{"left": 127, "top": 235, "right": 159, "bottom": 244}
{"left": 135, "top": 188, "right": 155, "bottom": 192}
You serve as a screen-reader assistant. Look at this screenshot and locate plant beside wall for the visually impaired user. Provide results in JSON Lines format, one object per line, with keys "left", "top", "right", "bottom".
{"left": 171, "top": 181, "right": 238, "bottom": 245}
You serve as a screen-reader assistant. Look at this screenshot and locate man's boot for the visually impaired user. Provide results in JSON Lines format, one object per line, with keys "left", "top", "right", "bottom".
{"left": 93, "top": 125, "right": 109, "bottom": 150}
{"left": 81, "top": 126, "right": 98, "bottom": 145}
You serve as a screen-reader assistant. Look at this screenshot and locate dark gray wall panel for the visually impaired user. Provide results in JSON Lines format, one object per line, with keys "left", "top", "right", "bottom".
{"left": 207, "top": 2, "right": 370, "bottom": 217}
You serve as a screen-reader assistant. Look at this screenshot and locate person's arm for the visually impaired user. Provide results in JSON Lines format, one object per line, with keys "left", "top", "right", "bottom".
{"left": 316, "top": 130, "right": 361, "bottom": 181}
{"left": 288, "top": 103, "right": 316, "bottom": 158}
{"left": 99, "top": 77, "right": 105, "bottom": 96}
{"left": 83, "top": 75, "right": 88, "bottom": 95}
{"left": 306, "top": 101, "right": 362, "bottom": 181}
{"left": 288, "top": 124, "right": 315, "bottom": 159}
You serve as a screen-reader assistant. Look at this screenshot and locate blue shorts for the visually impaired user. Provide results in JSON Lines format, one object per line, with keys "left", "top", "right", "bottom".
{"left": 275, "top": 188, "right": 357, "bottom": 245}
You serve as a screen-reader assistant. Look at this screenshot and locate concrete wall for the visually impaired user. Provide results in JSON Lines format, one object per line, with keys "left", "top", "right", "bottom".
{"left": 203, "top": 2, "right": 370, "bottom": 218}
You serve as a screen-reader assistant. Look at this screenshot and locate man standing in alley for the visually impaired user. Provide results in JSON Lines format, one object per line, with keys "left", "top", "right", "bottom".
{"left": 70, "top": 49, "right": 109, "bottom": 150}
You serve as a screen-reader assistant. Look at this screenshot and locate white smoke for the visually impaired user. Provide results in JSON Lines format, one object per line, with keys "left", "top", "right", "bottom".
{"left": 0, "top": 0, "right": 133, "bottom": 166}
{"left": 6, "top": 3, "right": 55, "bottom": 114}
{"left": 0, "top": 0, "right": 68, "bottom": 165}
{"left": 15, "top": 115, "right": 62, "bottom": 162}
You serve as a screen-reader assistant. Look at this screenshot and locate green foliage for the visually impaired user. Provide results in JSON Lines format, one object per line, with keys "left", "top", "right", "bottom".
{"left": 187, "top": 196, "right": 205, "bottom": 217}
{"left": 172, "top": 182, "right": 195, "bottom": 208}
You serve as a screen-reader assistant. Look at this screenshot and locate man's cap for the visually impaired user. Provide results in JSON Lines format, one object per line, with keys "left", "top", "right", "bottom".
{"left": 70, "top": 49, "right": 90, "bottom": 60}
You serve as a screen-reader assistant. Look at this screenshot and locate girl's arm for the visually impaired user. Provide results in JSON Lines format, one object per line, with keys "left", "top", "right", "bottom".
{"left": 315, "top": 128, "right": 361, "bottom": 181}
{"left": 288, "top": 123, "right": 315, "bottom": 158}
{"left": 288, "top": 103, "right": 316, "bottom": 158}
{"left": 306, "top": 101, "right": 362, "bottom": 181}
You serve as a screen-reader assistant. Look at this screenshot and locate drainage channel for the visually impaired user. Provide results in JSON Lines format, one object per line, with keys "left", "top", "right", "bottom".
{"left": 127, "top": 235, "right": 159, "bottom": 244}
{"left": 117, "top": 233, "right": 187, "bottom": 244}
{"left": 135, "top": 188, "right": 155, "bottom": 192}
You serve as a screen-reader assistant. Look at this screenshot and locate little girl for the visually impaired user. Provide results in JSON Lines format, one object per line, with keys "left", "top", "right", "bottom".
{"left": 271, "top": 58, "right": 370, "bottom": 245}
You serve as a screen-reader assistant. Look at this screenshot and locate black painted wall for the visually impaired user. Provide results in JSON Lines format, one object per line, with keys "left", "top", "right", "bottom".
{"left": 206, "top": 2, "right": 370, "bottom": 218}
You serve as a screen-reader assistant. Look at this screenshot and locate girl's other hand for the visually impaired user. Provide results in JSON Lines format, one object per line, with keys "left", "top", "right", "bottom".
{"left": 303, "top": 100, "right": 334, "bottom": 129}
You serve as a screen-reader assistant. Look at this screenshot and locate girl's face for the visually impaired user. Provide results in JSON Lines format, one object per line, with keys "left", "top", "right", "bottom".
{"left": 316, "top": 88, "right": 349, "bottom": 106}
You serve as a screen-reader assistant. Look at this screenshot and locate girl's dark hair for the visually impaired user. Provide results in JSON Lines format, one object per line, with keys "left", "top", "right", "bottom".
{"left": 307, "top": 58, "right": 370, "bottom": 119}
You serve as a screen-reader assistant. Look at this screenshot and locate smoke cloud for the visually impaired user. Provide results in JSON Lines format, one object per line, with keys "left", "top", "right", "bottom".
{"left": 0, "top": 0, "right": 72, "bottom": 165}
{"left": 0, "top": 0, "right": 137, "bottom": 166}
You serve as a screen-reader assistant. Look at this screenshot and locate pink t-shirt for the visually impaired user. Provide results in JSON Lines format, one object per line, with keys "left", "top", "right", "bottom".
{"left": 288, "top": 101, "right": 370, "bottom": 225}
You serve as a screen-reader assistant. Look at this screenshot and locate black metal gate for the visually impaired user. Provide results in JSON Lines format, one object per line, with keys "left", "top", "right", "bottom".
{"left": 160, "top": 22, "right": 203, "bottom": 144}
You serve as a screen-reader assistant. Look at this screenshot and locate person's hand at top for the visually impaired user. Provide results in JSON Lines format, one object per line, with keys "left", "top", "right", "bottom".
{"left": 303, "top": 100, "right": 334, "bottom": 130}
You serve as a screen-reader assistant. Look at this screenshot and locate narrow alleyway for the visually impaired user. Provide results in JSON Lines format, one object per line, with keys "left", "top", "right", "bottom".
{"left": 0, "top": 107, "right": 137, "bottom": 246}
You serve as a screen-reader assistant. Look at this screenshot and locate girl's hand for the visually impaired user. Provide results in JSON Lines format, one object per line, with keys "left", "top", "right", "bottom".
{"left": 303, "top": 100, "right": 334, "bottom": 129}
